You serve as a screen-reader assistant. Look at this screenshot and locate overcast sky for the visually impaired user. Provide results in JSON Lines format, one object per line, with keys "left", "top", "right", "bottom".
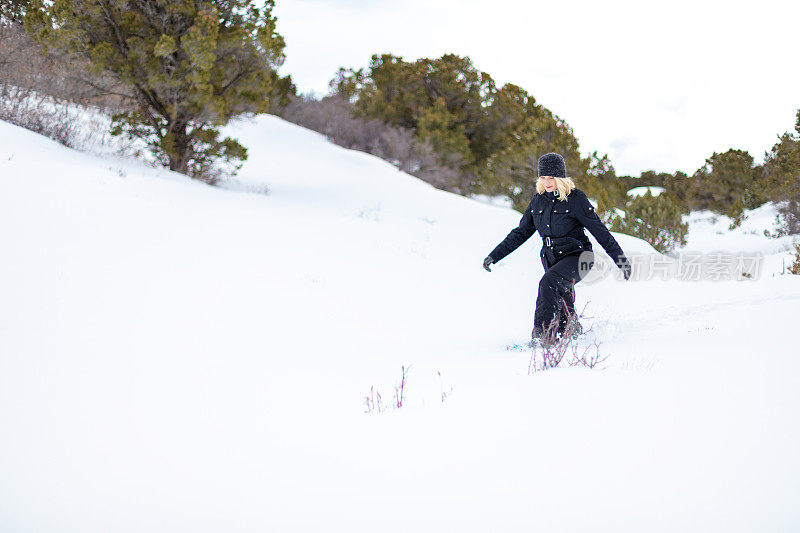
{"left": 273, "top": 0, "right": 800, "bottom": 177}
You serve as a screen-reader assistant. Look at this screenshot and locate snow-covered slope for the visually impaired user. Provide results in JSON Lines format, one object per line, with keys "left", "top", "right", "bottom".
{"left": 1, "top": 115, "right": 799, "bottom": 532}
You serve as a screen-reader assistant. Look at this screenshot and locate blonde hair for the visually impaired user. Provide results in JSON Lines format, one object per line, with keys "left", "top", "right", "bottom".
{"left": 536, "top": 176, "right": 575, "bottom": 200}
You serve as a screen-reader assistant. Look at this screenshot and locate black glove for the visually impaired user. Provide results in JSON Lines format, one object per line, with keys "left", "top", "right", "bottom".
{"left": 483, "top": 256, "right": 494, "bottom": 272}
{"left": 621, "top": 260, "right": 632, "bottom": 281}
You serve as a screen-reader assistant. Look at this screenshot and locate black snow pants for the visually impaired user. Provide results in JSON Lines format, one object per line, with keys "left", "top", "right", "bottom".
{"left": 533, "top": 249, "right": 594, "bottom": 336}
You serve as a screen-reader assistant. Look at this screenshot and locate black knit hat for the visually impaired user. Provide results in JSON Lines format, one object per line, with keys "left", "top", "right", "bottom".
{"left": 537, "top": 153, "right": 566, "bottom": 178}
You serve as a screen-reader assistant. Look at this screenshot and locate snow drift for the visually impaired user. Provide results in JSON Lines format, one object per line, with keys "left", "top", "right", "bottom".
{"left": 1, "top": 114, "right": 799, "bottom": 532}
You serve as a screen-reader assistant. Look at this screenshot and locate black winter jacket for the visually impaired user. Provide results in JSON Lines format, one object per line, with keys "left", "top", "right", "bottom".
{"left": 489, "top": 188, "right": 628, "bottom": 269}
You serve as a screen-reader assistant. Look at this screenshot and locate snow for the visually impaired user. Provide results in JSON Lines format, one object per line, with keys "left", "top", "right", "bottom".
{"left": 470, "top": 193, "right": 514, "bottom": 209}
{"left": 1, "top": 113, "right": 799, "bottom": 532}
{"left": 627, "top": 185, "right": 665, "bottom": 197}
{"left": 683, "top": 206, "right": 798, "bottom": 274}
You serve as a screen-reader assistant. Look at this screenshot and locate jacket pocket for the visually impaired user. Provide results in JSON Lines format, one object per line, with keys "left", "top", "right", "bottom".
{"left": 551, "top": 205, "right": 573, "bottom": 235}
{"left": 552, "top": 236, "right": 583, "bottom": 258}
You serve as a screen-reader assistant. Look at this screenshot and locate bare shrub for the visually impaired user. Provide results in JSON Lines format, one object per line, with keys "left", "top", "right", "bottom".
{"left": 393, "top": 365, "right": 409, "bottom": 409}
{"left": 364, "top": 365, "right": 413, "bottom": 414}
{"left": 363, "top": 386, "right": 386, "bottom": 414}
{"left": 0, "top": 23, "right": 129, "bottom": 110}
{"left": 764, "top": 203, "right": 800, "bottom": 239}
{"left": 528, "top": 315, "right": 570, "bottom": 373}
{"left": 0, "top": 23, "right": 129, "bottom": 148}
{"left": 568, "top": 340, "right": 609, "bottom": 369}
{"left": 437, "top": 370, "right": 453, "bottom": 403}
{"left": 0, "top": 86, "right": 140, "bottom": 154}
{"left": 528, "top": 305, "right": 609, "bottom": 373}
{"left": 777, "top": 201, "right": 800, "bottom": 237}
{"left": 0, "top": 89, "right": 82, "bottom": 146}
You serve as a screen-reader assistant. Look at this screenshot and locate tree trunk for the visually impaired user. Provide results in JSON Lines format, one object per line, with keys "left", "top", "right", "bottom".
{"left": 168, "top": 122, "right": 190, "bottom": 175}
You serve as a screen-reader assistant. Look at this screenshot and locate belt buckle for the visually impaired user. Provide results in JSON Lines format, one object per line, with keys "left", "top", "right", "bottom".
{"left": 545, "top": 236, "right": 552, "bottom": 247}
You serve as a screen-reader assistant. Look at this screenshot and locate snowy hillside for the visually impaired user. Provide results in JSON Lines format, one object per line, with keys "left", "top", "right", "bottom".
{"left": 1, "top": 114, "right": 799, "bottom": 532}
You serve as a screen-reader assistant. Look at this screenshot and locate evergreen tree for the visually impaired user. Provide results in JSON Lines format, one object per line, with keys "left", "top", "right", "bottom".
{"left": 416, "top": 96, "right": 474, "bottom": 169}
{"left": 582, "top": 151, "right": 626, "bottom": 212}
{"left": 482, "top": 109, "right": 587, "bottom": 211}
{"left": 334, "top": 54, "right": 499, "bottom": 190}
{"left": 790, "top": 242, "right": 800, "bottom": 275}
{"left": 688, "top": 149, "right": 763, "bottom": 218}
{"left": 764, "top": 109, "right": 800, "bottom": 234}
{"left": 610, "top": 191, "right": 688, "bottom": 254}
{"left": 26, "top": 0, "right": 292, "bottom": 182}
{"left": 333, "top": 54, "right": 608, "bottom": 202}
{"left": 661, "top": 170, "right": 691, "bottom": 211}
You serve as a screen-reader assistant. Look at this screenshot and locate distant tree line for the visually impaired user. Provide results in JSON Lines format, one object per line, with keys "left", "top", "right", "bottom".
{"left": 274, "top": 52, "right": 800, "bottom": 251}
{"left": 608, "top": 115, "right": 800, "bottom": 240}
{"left": 277, "top": 53, "right": 616, "bottom": 213}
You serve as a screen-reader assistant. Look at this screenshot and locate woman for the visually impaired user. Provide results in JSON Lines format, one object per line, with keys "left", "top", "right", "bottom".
{"left": 483, "top": 152, "right": 631, "bottom": 341}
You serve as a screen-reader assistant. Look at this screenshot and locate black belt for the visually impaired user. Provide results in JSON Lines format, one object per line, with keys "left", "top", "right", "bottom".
{"left": 543, "top": 235, "right": 575, "bottom": 247}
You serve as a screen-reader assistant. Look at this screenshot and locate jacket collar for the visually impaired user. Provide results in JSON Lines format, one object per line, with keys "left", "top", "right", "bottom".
{"left": 544, "top": 190, "right": 559, "bottom": 200}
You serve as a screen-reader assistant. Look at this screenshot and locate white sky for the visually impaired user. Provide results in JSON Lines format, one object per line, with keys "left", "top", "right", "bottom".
{"left": 274, "top": 0, "right": 800, "bottom": 176}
